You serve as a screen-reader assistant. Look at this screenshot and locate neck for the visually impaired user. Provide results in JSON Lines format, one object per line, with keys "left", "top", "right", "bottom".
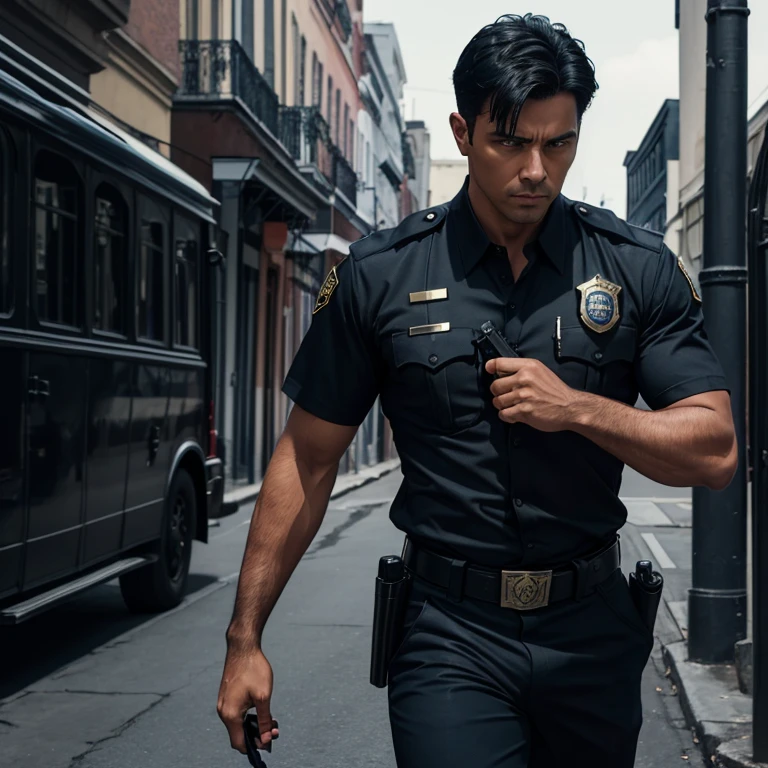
{"left": 467, "top": 176, "right": 547, "bottom": 253}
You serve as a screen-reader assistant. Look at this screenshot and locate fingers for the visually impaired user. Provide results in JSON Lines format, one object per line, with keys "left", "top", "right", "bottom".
{"left": 255, "top": 694, "right": 279, "bottom": 748}
{"left": 485, "top": 356, "right": 526, "bottom": 378}
{"left": 218, "top": 697, "right": 249, "bottom": 754}
{"left": 492, "top": 387, "right": 531, "bottom": 412}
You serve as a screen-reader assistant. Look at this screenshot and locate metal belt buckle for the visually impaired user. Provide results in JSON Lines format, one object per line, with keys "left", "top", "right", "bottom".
{"left": 500, "top": 569, "right": 553, "bottom": 610}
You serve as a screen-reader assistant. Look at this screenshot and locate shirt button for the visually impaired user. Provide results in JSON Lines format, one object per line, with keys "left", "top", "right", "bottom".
{"left": 510, "top": 303, "right": 516, "bottom": 311}
{"left": 428, "top": 354, "right": 439, "bottom": 365}
{"left": 593, "top": 351, "right": 603, "bottom": 362}
{"left": 512, "top": 438, "right": 521, "bottom": 447}
{"left": 527, "top": 543, "right": 535, "bottom": 549}
{"left": 514, "top": 498, "right": 523, "bottom": 507}
{"left": 500, "top": 273, "right": 510, "bottom": 283}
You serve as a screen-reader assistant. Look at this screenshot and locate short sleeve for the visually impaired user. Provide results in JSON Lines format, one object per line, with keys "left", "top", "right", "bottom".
{"left": 282, "top": 257, "right": 383, "bottom": 426}
{"left": 636, "top": 247, "right": 729, "bottom": 410}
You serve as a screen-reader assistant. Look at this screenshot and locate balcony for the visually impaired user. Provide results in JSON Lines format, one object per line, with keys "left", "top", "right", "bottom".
{"left": 280, "top": 106, "right": 357, "bottom": 206}
{"left": 177, "top": 39, "right": 279, "bottom": 136}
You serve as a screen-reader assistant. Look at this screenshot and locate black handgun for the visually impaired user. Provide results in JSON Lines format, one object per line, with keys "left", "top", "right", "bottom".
{"left": 474, "top": 321, "right": 519, "bottom": 377}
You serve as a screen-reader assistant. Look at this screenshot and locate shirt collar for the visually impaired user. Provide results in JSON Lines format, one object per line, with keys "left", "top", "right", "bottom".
{"left": 450, "top": 177, "right": 567, "bottom": 276}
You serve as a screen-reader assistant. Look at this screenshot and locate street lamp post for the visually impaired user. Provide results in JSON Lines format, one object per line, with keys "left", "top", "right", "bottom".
{"left": 688, "top": 0, "right": 749, "bottom": 663}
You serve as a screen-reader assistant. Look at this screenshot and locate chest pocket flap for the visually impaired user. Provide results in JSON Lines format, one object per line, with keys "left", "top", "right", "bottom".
{"left": 559, "top": 324, "right": 637, "bottom": 366}
{"left": 392, "top": 327, "right": 477, "bottom": 371}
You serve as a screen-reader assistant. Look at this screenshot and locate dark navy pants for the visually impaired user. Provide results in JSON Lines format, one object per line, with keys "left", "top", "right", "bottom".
{"left": 387, "top": 568, "right": 654, "bottom": 768}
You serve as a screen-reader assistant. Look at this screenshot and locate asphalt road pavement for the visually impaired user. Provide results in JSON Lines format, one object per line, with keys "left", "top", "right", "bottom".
{"left": 0, "top": 466, "right": 702, "bottom": 767}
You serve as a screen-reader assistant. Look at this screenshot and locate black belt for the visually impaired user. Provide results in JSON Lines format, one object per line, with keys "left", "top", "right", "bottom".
{"left": 402, "top": 538, "right": 620, "bottom": 611}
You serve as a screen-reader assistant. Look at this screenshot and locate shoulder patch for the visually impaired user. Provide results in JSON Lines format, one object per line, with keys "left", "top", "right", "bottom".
{"left": 349, "top": 206, "right": 448, "bottom": 261}
{"left": 313, "top": 265, "right": 340, "bottom": 314}
{"left": 572, "top": 201, "right": 664, "bottom": 253}
{"left": 677, "top": 258, "right": 702, "bottom": 303}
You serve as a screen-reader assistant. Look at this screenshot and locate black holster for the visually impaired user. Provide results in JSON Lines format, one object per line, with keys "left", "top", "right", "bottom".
{"left": 628, "top": 560, "right": 664, "bottom": 632}
{"left": 370, "top": 554, "right": 411, "bottom": 688}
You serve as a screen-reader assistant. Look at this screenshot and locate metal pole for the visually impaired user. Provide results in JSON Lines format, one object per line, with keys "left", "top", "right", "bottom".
{"left": 748, "top": 118, "right": 768, "bottom": 768}
{"left": 688, "top": 0, "right": 749, "bottom": 664}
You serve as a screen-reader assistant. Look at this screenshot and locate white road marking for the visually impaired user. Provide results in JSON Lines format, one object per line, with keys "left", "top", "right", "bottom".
{"left": 624, "top": 500, "right": 675, "bottom": 526}
{"left": 641, "top": 532, "right": 677, "bottom": 570}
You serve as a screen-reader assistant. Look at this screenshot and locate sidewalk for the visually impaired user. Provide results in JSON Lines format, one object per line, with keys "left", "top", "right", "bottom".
{"left": 223, "top": 457, "right": 402, "bottom": 509}
{"left": 662, "top": 595, "right": 759, "bottom": 766}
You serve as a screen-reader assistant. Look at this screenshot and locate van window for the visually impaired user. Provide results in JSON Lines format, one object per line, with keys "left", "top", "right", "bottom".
{"left": 0, "top": 131, "right": 11, "bottom": 316}
{"left": 34, "top": 151, "right": 81, "bottom": 327}
{"left": 94, "top": 183, "right": 127, "bottom": 334}
{"left": 174, "top": 214, "right": 199, "bottom": 348}
{"left": 137, "top": 196, "right": 167, "bottom": 341}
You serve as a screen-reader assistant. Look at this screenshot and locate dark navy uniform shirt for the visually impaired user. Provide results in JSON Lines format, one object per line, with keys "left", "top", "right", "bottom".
{"left": 283, "top": 181, "right": 727, "bottom": 569}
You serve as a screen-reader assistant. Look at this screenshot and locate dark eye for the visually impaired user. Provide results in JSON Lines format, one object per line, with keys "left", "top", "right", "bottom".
{"left": 549, "top": 140, "right": 568, "bottom": 149}
{"left": 500, "top": 140, "right": 523, "bottom": 149}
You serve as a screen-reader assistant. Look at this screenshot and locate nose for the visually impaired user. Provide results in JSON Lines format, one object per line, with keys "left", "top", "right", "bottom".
{"left": 520, "top": 149, "right": 547, "bottom": 185}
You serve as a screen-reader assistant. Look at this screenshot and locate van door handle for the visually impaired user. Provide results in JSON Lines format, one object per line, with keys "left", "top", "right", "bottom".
{"left": 28, "top": 376, "right": 50, "bottom": 397}
{"left": 147, "top": 425, "right": 161, "bottom": 466}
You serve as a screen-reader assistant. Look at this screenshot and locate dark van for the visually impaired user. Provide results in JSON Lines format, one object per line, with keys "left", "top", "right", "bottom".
{"left": 0, "top": 65, "right": 226, "bottom": 623}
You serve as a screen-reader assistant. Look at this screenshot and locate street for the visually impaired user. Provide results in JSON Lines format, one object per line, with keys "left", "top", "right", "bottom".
{"left": 1, "top": 465, "right": 702, "bottom": 768}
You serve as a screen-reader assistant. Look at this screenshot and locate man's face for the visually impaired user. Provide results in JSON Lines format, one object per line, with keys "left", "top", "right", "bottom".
{"left": 451, "top": 92, "right": 580, "bottom": 225}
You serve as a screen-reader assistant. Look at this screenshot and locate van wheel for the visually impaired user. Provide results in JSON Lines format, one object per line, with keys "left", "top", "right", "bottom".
{"left": 120, "top": 469, "right": 196, "bottom": 613}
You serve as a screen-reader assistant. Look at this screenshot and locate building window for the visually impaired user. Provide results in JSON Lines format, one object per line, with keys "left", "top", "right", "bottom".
{"left": 299, "top": 36, "right": 306, "bottom": 106}
{"left": 242, "top": 0, "right": 255, "bottom": 61}
{"left": 348, "top": 118, "right": 355, "bottom": 162}
{"left": 327, "top": 75, "right": 333, "bottom": 122}
{"left": 292, "top": 15, "right": 300, "bottom": 104}
{"left": 335, "top": 89, "right": 341, "bottom": 145}
{"left": 211, "top": 0, "right": 219, "bottom": 38}
{"left": 280, "top": 0, "right": 287, "bottom": 101}
{"left": 0, "top": 131, "right": 10, "bottom": 316}
{"left": 264, "top": 0, "right": 275, "bottom": 87}
{"left": 311, "top": 53, "right": 321, "bottom": 106}
{"left": 137, "top": 197, "right": 167, "bottom": 341}
{"left": 317, "top": 62, "right": 324, "bottom": 111}
{"left": 343, "top": 104, "right": 349, "bottom": 158}
{"left": 34, "top": 151, "right": 81, "bottom": 327}
{"left": 93, "top": 183, "right": 127, "bottom": 334}
{"left": 174, "top": 214, "right": 199, "bottom": 348}
{"left": 186, "top": 0, "right": 199, "bottom": 39}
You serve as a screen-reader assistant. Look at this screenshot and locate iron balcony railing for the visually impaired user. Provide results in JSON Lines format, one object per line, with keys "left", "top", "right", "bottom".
{"left": 279, "top": 106, "right": 357, "bottom": 206}
{"left": 331, "top": 147, "right": 357, "bottom": 206}
{"left": 178, "top": 39, "right": 279, "bottom": 136}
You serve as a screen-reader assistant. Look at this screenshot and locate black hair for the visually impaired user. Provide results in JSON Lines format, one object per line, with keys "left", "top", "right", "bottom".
{"left": 453, "top": 14, "right": 598, "bottom": 141}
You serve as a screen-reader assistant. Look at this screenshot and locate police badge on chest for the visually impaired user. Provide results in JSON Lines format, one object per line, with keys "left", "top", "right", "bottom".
{"left": 576, "top": 274, "right": 622, "bottom": 333}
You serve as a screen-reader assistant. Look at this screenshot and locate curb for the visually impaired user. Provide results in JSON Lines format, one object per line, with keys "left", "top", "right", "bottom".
{"left": 222, "top": 459, "right": 402, "bottom": 510}
{"left": 662, "top": 640, "right": 759, "bottom": 767}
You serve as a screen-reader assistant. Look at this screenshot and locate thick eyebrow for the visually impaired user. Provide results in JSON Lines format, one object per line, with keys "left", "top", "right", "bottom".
{"left": 491, "top": 129, "right": 578, "bottom": 144}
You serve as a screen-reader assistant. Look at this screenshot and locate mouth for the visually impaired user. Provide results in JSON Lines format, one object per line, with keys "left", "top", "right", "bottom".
{"left": 513, "top": 194, "right": 548, "bottom": 200}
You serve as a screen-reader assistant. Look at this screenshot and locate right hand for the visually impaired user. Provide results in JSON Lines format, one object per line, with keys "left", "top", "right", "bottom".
{"left": 217, "top": 644, "right": 280, "bottom": 754}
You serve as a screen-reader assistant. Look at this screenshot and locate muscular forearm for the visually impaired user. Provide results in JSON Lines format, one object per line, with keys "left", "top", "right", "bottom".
{"left": 226, "top": 434, "right": 338, "bottom": 649}
{"left": 567, "top": 393, "right": 736, "bottom": 489}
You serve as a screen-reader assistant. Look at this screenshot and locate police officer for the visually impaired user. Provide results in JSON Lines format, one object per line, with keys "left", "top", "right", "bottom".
{"left": 217, "top": 13, "right": 737, "bottom": 768}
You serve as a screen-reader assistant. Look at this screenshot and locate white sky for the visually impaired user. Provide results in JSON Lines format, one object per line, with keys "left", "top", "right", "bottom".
{"left": 363, "top": 0, "right": 768, "bottom": 217}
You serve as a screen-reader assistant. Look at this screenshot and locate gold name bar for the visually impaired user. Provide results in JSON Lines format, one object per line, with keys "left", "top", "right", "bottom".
{"left": 409, "top": 289, "right": 448, "bottom": 304}
{"left": 408, "top": 322, "right": 450, "bottom": 336}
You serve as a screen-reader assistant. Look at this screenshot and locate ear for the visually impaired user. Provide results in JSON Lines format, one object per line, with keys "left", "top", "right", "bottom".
{"left": 450, "top": 112, "right": 471, "bottom": 157}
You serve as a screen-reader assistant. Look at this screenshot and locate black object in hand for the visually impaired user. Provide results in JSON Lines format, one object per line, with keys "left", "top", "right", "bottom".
{"left": 243, "top": 714, "right": 279, "bottom": 767}
{"left": 474, "top": 321, "right": 519, "bottom": 365}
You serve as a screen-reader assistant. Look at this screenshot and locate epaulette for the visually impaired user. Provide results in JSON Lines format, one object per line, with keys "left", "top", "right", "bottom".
{"left": 571, "top": 200, "right": 664, "bottom": 253}
{"left": 349, "top": 205, "right": 449, "bottom": 260}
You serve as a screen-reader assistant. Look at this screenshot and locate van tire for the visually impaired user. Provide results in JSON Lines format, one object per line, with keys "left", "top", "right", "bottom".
{"left": 120, "top": 469, "right": 196, "bottom": 613}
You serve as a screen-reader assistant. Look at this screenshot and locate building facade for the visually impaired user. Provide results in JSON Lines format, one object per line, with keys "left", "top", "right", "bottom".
{"left": 173, "top": 0, "right": 426, "bottom": 485}
{"left": 623, "top": 99, "right": 680, "bottom": 239}
{"left": 671, "top": 0, "right": 768, "bottom": 290}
